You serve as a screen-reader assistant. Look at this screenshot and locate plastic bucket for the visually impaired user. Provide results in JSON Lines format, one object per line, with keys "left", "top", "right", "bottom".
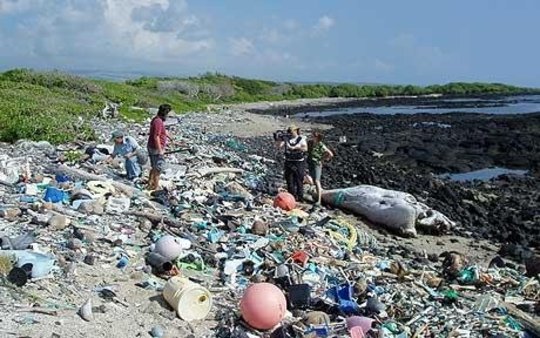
{"left": 162, "top": 277, "right": 212, "bottom": 321}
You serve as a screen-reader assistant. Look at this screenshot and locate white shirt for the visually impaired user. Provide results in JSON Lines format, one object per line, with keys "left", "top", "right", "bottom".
{"left": 285, "top": 135, "right": 307, "bottom": 161}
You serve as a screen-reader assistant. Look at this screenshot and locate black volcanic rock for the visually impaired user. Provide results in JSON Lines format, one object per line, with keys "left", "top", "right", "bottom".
{"left": 243, "top": 109, "right": 540, "bottom": 257}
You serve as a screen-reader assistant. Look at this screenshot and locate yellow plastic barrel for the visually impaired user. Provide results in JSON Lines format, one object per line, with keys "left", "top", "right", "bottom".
{"left": 162, "top": 277, "right": 212, "bottom": 321}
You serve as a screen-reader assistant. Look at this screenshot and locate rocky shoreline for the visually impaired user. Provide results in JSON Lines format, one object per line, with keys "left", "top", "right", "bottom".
{"left": 242, "top": 94, "right": 536, "bottom": 116}
{"left": 241, "top": 105, "right": 540, "bottom": 259}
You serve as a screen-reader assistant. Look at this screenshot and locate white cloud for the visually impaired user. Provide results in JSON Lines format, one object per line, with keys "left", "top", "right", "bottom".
{"left": 389, "top": 33, "right": 453, "bottom": 71}
{"left": 389, "top": 33, "right": 416, "bottom": 49}
{"left": 0, "top": 0, "right": 43, "bottom": 13}
{"left": 0, "top": 0, "right": 213, "bottom": 68}
{"left": 102, "top": 0, "right": 212, "bottom": 58}
{"left": 263, "top": 50, "right": 293, "bottom": 63}
{"left": 229, "top": 37, "right": 255, "bottom": 56}
{"left": 313, "top": 15, "right": 335, "bottom": 33}
{"left": 283, "top": 19, "right": 298, "bottom": 31}
{"left": 260, "top": 29, "right": 282, "bottom": 44}
{"left": 374, "top": 59, "right": 394, "bottom": 72}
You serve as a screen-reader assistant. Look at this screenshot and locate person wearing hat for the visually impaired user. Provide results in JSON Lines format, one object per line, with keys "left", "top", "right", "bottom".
{"left": 108, "top": 130, "right": 142, "bottom": 180}
{"left": 278, "top": 124, "right": 308, "bottom": 202}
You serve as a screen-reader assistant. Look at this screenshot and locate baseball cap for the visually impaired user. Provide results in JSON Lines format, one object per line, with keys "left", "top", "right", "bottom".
{"left": 287, "top": 124, "right": 300, "bottom": 132}
{"left": 111, "top": 130, "right": 124, "bottom": 140}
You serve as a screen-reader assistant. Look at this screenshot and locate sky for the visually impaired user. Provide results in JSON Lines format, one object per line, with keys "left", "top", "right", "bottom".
{"left": 0, "top": 0, "right": 539, "bottom": 86}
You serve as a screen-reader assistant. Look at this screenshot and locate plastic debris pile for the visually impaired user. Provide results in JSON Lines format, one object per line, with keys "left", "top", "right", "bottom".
{"left": 0, "top": 111, "right": 538, "bottom": 338}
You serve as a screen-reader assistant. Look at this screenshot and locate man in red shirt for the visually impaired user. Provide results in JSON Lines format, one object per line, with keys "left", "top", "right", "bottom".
{"left": 147, "top": 104, "right": 171, "bottom": 190}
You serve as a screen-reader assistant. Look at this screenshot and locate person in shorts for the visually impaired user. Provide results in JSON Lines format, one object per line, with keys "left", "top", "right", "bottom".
{"left": 147, "top": 104, "right": 171, "bottom": 190}
{"left": 307, "top": 130, "right": 333, "bottom": 206}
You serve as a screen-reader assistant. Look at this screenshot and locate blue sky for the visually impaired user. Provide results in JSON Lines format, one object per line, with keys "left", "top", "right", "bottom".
{"left": 0, "top": 0, "right": 539, "bottom": 86}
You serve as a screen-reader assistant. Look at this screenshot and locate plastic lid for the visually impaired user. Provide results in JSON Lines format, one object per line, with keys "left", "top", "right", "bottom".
{"left": 176, "top": 286, "right": 212, "bottom": 321}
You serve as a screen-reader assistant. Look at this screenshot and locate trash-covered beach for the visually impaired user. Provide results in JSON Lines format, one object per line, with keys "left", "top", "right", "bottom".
{"left": 0, "top": 106, "right": 539, "bottom": 338}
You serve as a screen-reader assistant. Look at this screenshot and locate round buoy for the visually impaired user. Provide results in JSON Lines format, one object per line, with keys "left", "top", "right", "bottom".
{"left": 240, "top": 283, "right": 287, "bottom": 330}
{"left": 154, "top": 235, "right": 185, "bottom": 261}
{"left": 273, "top": 192, "right": 296, "bottom": 211}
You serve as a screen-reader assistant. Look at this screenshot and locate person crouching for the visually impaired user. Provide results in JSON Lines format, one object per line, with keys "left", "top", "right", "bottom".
{"left": 108, "top": 130, "right": 142, "bottom": 180}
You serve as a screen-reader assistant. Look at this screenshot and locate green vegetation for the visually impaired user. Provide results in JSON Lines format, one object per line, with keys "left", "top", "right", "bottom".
{"left": 1, "top": 68, "right": 538, "bottom": 144}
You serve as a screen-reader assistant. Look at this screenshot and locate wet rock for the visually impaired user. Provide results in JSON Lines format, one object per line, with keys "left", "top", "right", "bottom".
{"left": 0, "top": 208, "right": 21, "bottom": 219}
{"left": 48, "top": 214, "right": 69, "bottom": 230}
{"left": 78, "top": 201, "right": 104, "bottom": 215}
{"left": 525, "top": 255, "right": 540, "bottom": 277}
{"left": 139, "top": 219, "right": 153, "bottom": 232}
{"left": 150, "top": 325, "right": 165, "bottom": 338}
{"left": 67, "top": 238, "right": 83, "bottom": 250}
{"left": 488, "top": 256, "right": 505, "bottom": 269}
{"left": 42, "top": 202, "right": 54, "bottom": 210}
{"left": 428, "top": 253, "right": 439, "bottom": 263}
{"left": 366, "top": 295, "right": 386, "bottom": 313}
{"left": 32, "top": 213, "right": 50, "bottom": 226}
{"left": 83, "top": 254, "right": 96, "bottom": 266}
{"left": 251, "top": 220, "right": 268, "bottom": 236}
{"left": 303, "top": 311, "right": 330, "bottom": 326}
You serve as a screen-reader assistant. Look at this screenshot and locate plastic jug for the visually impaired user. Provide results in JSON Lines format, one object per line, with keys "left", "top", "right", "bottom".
{"left": 162, "top": 277, "right": 212, "bottom": 321}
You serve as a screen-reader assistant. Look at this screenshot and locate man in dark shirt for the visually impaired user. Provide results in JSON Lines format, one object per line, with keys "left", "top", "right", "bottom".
{"left": 147, "top": 104, "right": 171, "bottom": 190}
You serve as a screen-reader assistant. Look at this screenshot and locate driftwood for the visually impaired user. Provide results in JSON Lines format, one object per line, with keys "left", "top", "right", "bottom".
{"left": 196, "top": 167, "right": 244, "bottom": 177}
{"left": 48, "top": 164, "right": 136, "bottom": 197}
{"left": 0, "top": 179, "right": 14, "bottom": 188}
{"left": 52, "top": 204, "right": 83, "bottom": 218}
{"left": 504, "top": 302, "right": 540, "bottom": 337}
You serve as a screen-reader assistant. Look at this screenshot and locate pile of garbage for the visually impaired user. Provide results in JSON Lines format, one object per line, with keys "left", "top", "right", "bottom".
{"left": 0, "top": 111, "right": 538, "bottom": 338}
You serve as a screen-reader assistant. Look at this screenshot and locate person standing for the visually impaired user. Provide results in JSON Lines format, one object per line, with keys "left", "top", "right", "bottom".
{"left": 108, "top": 130, "right": 142, "bottom": 180}
{"left": 147, "top": 104, "right": 171, "bottom": 190}
{"left": 278, "top": 125, "right": 308, "bottom": 202}
{"left": 308, "top": 130, "right": 334, "bottom": 206}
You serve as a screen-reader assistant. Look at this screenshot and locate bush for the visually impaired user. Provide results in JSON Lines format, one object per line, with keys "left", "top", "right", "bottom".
{"left": 0, "top": 68, "right": 101, "bottom": 94}
{"left": 1, "top": 68, "right": 538, "bottom": 144}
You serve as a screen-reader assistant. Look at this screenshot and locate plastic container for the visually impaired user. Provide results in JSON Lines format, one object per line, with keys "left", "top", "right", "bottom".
{"left": 162, "top": 277, "right": 212, "bottom": 321}
{"left": 0, "top": 250, "right": 56, "bottom": 278}
{"left": 20, "top": 196, "right": 38, "bottom": 203}
{"left": 44, "top": 187, "right": 67, "bottom": 203}
{"left": 346, "top": 316, "right": 375, "bottom": 334}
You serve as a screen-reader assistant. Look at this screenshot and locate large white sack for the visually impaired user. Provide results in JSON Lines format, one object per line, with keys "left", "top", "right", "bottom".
{"left": 322, "top": 185, "right": 454, "bottom": 237}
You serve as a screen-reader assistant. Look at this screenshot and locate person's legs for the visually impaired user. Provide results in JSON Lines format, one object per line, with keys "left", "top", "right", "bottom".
{"left": 147, "top": 154, "right": 159, "bottom": 190}
{"left": 148, "top": 169, "right": 156, "bottom": 190}
{"left": 314, "top": 165, "right": 322, "bottom": 204}
{"left": 284, "top": 162, "right": 295, "bottom": 196}
{"left": 124, "top": 157, "right": 141, "bottom": 180}
{"left": 152, "top": 155, "right": 166, "bottom": 190}
{"left": 294, "top": 161, "right": 305, "bottom": 202}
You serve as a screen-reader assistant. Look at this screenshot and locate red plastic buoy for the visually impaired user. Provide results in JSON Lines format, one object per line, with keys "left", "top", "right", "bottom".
{"left": 240, "top": 283, "right": 287, "bottom": 330}
{"left": 273, "top": 192, "right": 296, "bottom": 211}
